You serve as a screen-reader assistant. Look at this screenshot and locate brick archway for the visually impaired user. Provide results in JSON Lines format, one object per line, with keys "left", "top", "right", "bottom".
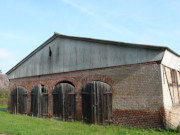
{"left": 80, "top": 74, "right": 114, "bottom": 87}
{"left": 52, "top": 77, "right": 81, "bottom": 92}
{"left": 10, "top": 84, "right": 29, "bottom": 93}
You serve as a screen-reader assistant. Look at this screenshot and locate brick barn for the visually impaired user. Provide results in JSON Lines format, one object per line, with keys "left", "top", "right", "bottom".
{"left": 7, "top": 32, "right": 180, "bottom": 128}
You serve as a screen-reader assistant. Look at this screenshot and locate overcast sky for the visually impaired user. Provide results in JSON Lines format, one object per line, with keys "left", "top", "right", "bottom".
{"left": 0, "top": 0, "right": 180, "bottom": 73}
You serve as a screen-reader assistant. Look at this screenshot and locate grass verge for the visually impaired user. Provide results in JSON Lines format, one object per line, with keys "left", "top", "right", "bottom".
{"left": 0, "top": 112, "right": 178, "bottom": 135}
{"left": 0, "top": 105, "right": 7, "bottom": 109}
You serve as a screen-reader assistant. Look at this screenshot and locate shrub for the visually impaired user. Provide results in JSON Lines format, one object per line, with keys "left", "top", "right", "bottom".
{"left": 176, "top": 125, "right": 180, "bottom": 133}
{"left": 0, "top": 98, "right": 8, "bottom": 106}
{"left": 0, "top": 91, "right": 8, "bottom": 98}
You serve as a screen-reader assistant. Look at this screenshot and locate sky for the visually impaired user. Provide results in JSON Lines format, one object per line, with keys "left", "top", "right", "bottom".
{"left": 0, "top": 0, "right": 180, "bottom": 73}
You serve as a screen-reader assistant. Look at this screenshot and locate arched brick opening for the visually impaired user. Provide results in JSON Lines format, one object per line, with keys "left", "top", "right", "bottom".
{"left": 53, "top": 81, "right": 76, "bottom": 121}
{"left": 11, "top": 86, "right": 28, "bottom": 115}
{"left": 80, "top": 74, "right": 114, "bottom": 87}
{"left": 80, "top": 74, "right": 115, "bottom": 95}
{"left": 50, "top": 78, "right": 82, "bottom": 119}
{"left": 82, "top": 81, "right": 112, "bottom": 125}
{"left": 31, "top": 84, "right": 48, "bottom": 117}
{"left": 10, "top": 84, "right": 28, "bottom": 93}
{"left": 53, "top": 77, "right": 80, "bottom": 91}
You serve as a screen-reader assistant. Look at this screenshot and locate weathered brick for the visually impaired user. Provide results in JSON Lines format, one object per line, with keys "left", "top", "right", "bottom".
{"left": 8, "top": 62, "right": 165, "bottom": 128}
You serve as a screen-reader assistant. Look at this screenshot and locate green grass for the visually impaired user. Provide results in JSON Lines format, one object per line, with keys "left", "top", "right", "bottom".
{"left": 0, "top": 112, "right": 179, "bottom": 135}
{"left": 0, "top": 105, "right": 7, "bottom": 109}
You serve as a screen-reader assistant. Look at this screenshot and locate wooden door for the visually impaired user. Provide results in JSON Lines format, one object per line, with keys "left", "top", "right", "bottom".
{"left": 31, "top": 85, "right": 48, "bottom": 117}
{"left": 82, "top": 82, "right": 94, "bottom": 123}
{"left": 82, "top": 81, "right": 112, "bottom": 125}
{"left": 41, "top": 85, "right": 48, "bottom": 117}
{"left": 11, "top": 88, "right": 17, "bottom": 114}
{"left": 11, "top": 86, "right": 27, "bottom": 114}
{"left": 103, "top": 83, "right": 112, "bottom": 124}
{"left": 31, "top": 85, "right": 38, "bottom": 116}
{"left": 53, "top": 82, "right": 76, "bottom": 121}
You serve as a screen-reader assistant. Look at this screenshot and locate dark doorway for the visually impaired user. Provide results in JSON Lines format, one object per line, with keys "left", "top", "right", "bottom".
{"left": 11, "top": 86, "right": 27, "bottom": 114}
{"left": 82, "top": 81, "right": 112, "bottom": 125}
{"left": 31, "top": 84, "right": 48, "bottom": 117}
{"left": 53, "top": 82, "right": 76, "bottom": 121}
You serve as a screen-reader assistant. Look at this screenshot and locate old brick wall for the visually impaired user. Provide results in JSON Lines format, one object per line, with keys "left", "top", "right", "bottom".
{"left": 8, "top": 62, "right": 164, "bottom": 128}
{"left": 111, "top": 62, "right": 164, "bottom": 128}
{"left": 164, "top": 107, "right": 180, "bottom": 129}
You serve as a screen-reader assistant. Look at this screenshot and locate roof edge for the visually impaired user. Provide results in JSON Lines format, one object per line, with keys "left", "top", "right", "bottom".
{"left": 54, "top": 32, "right": 179, "bottom": 57}
{"left": 6, "top": 32, "right": 180, "bottom": 75}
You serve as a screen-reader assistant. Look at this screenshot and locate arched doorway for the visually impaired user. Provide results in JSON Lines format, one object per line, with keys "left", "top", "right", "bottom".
{"left": 82, "top": 81, "right": 112, "bottom": 125}
{"left": 11, "top": 86, "right": 27, "bottom": 114}
{"left": 53, "top": 82, "right": 76, "bottom": 121}
{"left": 31, "top": 84, "right": 48, "bottom": 117}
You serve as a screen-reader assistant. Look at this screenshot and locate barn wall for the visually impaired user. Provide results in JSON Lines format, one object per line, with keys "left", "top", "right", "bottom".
{"left": 8, "top": 37, "right": 164, "bottom": 79}
{"left": 8, "top": 62, "right": 164, "bottom": 128}
{"left": 165, "top": 107, "right": 180, "bottom": 129}
{"left": 161, "top": 65, "right": 180, "bottom": 129}
{"left": 160, "top": 65, "right": 172, "bottom": 111}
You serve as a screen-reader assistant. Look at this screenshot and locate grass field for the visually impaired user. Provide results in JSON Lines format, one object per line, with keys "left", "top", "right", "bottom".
{"left": 0, "top": 105, "right": 7, "bottom": 109}
{"left": 0, "top": 112, "right": 179, "bottom": 135}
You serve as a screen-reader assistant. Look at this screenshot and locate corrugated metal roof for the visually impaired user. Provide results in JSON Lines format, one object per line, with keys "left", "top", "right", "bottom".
{"left": 6, "top": 32, "right": 179, "bottom": 75}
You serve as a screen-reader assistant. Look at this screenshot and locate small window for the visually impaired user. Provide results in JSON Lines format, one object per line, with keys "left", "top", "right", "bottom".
{"left": 49, "top": 47, "right": 52, "bottom": 56}
{"left": 41, "top": 85, "right": 46, "bottom": 93}
{"left": 42, "top": 88, "right": 45, "bottom": 93}
{"left": 171, "top": 69, "right": 178, "bottom": 84}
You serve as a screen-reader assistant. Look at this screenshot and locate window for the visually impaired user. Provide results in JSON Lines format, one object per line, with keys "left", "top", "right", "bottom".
{"left": 171, "top": 69, "right": 178, "bottom": 84}
{"left": 165, "top": 67, "right": 180, "bottom": 105}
